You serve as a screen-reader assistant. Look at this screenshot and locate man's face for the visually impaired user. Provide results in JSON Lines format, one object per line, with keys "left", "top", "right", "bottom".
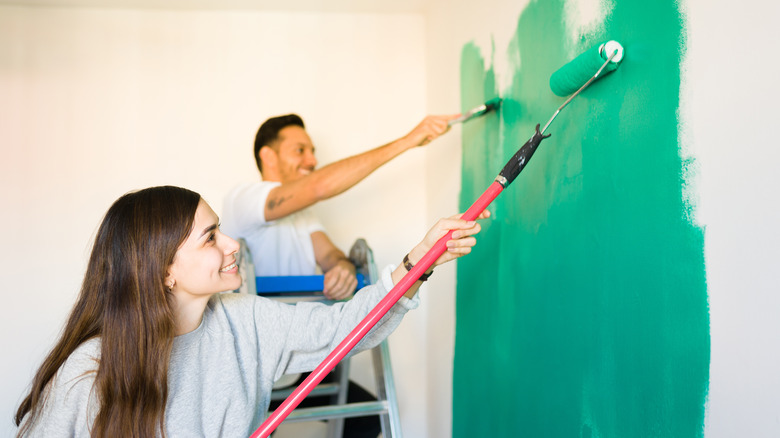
{"left": 272, "top": 125, "right": 318, "bottom": 183}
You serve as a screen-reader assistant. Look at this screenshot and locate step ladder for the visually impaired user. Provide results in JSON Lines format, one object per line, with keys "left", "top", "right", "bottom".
{"left": 235, "top": 238, "right": 403, "bottom": 438}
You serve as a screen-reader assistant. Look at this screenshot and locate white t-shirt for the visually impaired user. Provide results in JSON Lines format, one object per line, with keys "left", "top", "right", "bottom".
{"left": 222, "top": 181, "right": 325, "bottom": 276}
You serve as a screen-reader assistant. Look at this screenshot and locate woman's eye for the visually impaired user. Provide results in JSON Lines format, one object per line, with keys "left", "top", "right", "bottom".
{"left": 207, "top": 233, "right": 216, "bottom": 243}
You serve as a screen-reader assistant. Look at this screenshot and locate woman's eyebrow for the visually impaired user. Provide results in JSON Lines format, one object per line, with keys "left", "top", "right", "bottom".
{"left": 199, "top": 224, "right": 217, "bottom": 239}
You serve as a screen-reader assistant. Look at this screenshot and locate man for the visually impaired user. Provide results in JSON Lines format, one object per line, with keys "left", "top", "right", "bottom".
{"left": 222, "top": 113, "right": 456, "bottom": 299}
{"left": 221, "top": 113, "right": 456, "bottom": 437}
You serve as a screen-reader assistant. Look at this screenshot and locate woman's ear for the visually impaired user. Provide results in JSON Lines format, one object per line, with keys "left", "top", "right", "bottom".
{"left": 164, "top": 273, "right": 176, "bottom": 291}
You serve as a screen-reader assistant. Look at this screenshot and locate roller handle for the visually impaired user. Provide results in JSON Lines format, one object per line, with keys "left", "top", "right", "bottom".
{"left": 250, "top": 126, "right": 549, "bottom": 438}
{"left": 250, "top": 182, "right": 501, "bottom": 438}
{"left": 497, "top": 124, "right": 551, "bottom": 187}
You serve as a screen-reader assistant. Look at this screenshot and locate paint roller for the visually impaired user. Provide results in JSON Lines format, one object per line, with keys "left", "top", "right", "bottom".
{"left": 543, "top": 40, "right": 624, "bottom": 133}
{"left": 249, "top": 40, "right": 624, "bottom": 438}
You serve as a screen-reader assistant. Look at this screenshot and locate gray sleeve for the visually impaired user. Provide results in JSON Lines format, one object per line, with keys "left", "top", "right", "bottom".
{"left": 258, "top": 264, "right": 419, "bottom": 381}
{"left": 19, "top": 341, "right": 100, "bottom": 438}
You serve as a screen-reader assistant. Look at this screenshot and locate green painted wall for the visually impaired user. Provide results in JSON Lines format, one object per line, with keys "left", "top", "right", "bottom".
{"left": 453, "top": 1, "right": 709, "bottom": 436}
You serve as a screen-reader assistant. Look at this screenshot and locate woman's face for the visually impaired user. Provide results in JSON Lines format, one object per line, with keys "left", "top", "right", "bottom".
{"left": 167, "top": 200, "right": 241, "bottom": 299}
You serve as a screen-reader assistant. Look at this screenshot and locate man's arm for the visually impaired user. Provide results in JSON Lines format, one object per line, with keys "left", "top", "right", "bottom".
{"left": 311, "top": 231, "right": 357, "bottom": 300}
{"left": 264, "top": 114, "right": 458, "bottom": 221}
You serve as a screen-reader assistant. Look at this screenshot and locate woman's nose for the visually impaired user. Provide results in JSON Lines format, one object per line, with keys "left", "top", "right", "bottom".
{"left": 222, "top": 234, "right": 240, "bottom": 255}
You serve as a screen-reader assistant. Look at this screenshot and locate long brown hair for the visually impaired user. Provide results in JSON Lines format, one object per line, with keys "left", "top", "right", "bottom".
{"left": 16, "top": 186, "right": 201, "bottom": 437}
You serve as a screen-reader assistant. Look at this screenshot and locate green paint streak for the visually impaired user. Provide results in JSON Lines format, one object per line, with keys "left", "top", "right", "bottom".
{"left": 454, "top": 1, "right": 709, "bottom": 437}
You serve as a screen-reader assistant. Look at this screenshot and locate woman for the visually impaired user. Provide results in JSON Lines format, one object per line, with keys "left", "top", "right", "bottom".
{"left": 15, "top": 185, "right": 486, "bottom": 437}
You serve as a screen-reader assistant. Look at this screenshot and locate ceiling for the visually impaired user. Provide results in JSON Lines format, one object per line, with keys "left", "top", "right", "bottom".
{"left": 0, "top": 0, "right": 430, "bottom": 14}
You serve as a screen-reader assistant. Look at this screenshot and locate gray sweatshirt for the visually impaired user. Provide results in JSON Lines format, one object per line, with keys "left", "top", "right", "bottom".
{"left": 18, "top": 265, "right": 418, "bottom": 437}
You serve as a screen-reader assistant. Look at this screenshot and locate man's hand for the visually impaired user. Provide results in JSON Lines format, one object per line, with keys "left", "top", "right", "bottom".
{"left": 323, "top": 259, "right": 358, "bottom": 300}
{"left": 312, "top": 231, "right": 358, "bottom": 300}
{"left": 403, "top": 114, "right": 460, "bottom": 147}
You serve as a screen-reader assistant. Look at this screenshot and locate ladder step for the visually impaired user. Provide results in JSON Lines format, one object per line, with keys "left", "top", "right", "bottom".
{"left": 270, "top": 382, "right": 341, "bottom": 401}
{"left": 281, "top": 401, "right": 390, "bottom": 423}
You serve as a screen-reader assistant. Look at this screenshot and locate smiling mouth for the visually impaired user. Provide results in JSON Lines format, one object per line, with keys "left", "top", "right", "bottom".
{"left": 220, "top": 262, "right": 237, "bottom": 272}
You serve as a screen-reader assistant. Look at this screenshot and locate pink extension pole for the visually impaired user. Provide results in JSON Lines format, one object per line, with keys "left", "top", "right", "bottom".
{"left": 250, "top": 124, "right": 549, "bottom": 438}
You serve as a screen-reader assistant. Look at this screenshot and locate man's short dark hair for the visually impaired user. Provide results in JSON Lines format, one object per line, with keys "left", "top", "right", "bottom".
{"left": 253, "top": 114, "right": 305, "bottom": 173}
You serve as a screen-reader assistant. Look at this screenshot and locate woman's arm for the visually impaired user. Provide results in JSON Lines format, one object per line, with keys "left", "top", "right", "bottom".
{"left": 265, "top": 210, "right": 489, "bottom": 377}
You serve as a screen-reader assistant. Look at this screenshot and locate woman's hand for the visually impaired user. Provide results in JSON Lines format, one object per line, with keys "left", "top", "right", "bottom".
{"left": 390, "top": 209, "right": 490, "bottom": 298}
{"left": 407, "top": 209, "right": 491, "bottom": 269}
{"left": 391, "top": 209, "right": 490, "bottom": 297}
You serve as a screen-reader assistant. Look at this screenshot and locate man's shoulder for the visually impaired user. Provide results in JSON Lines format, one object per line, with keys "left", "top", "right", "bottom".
{"left": 226, "top": 180, "right": 280, "bottom": 197}
{"left": 222, "top": 181, "right": 284, "bottom": 230}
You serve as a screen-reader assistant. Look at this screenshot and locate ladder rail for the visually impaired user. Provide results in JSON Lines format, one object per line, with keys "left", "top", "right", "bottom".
{"left": 236, "top": 238, "right": 402, "bottom": 437}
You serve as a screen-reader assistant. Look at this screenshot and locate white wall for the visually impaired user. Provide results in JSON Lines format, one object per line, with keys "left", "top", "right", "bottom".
{"left": 683, "top": 0, "right": 780, "bottom": 436}
{"left": 0, "top": 5, "right": 431, "bottom": 437}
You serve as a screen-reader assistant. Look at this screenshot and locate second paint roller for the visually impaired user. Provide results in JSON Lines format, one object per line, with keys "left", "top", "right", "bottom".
{"left": 249, "top": 40, "right": 625, "bottom": 438}
{"left": 450, "top": 41, "right": 623, "bottom": 132}
{"left": 448, "top": 97, "right": 502, "bottom": 125}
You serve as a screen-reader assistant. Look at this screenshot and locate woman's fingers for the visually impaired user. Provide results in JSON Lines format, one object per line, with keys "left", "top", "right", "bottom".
{"left": 453, "top": 222, "right": 481, "bottom": 238}
{"left": 446, "top": 236, "right": 477, "bottom": 252}
{"left": 417, "top": 209, "right": 490, "bottom": 268}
